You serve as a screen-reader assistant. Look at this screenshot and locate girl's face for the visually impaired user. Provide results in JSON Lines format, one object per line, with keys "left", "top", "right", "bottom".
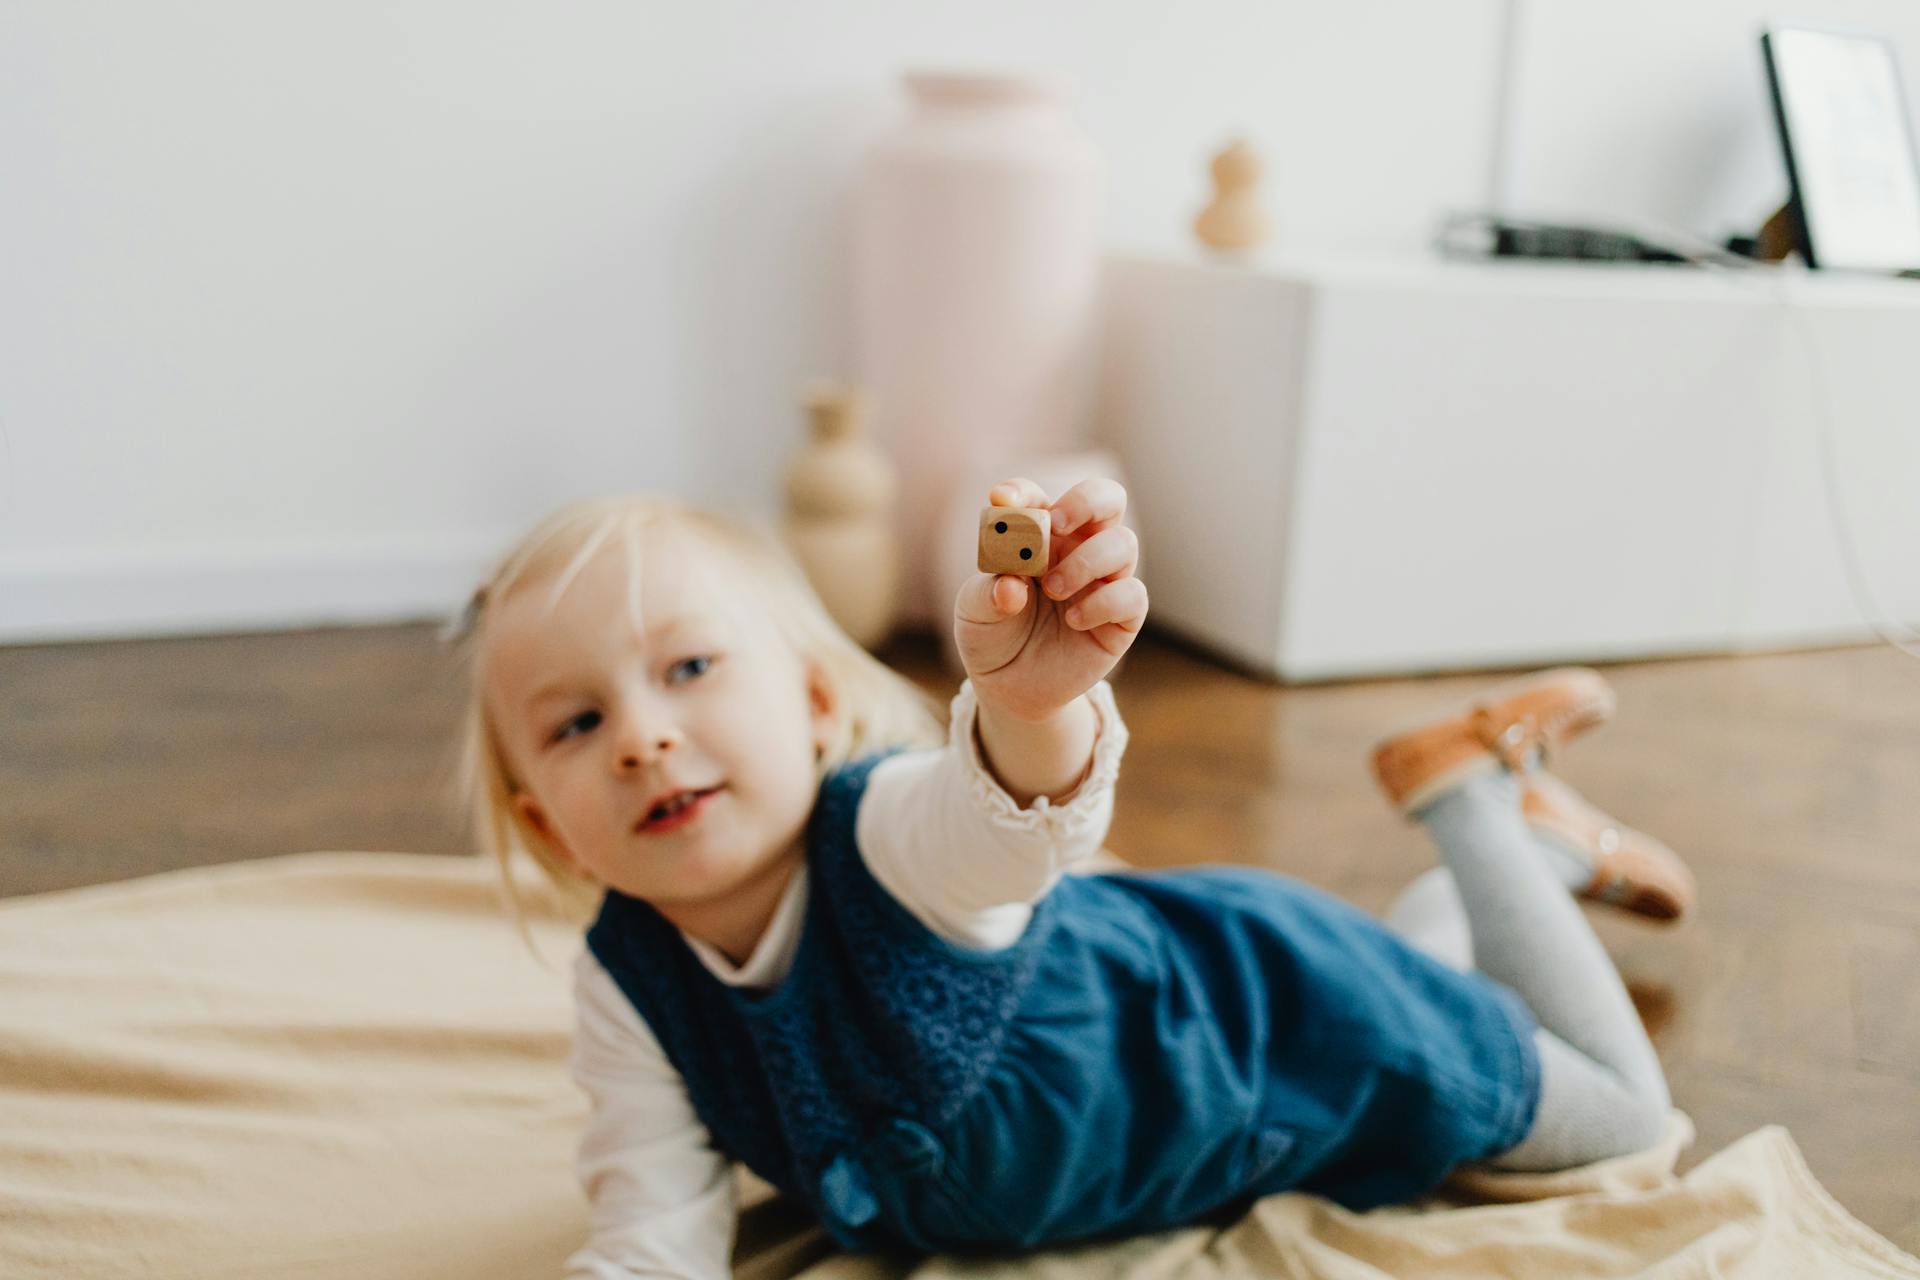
{"left": 482, "top": 527, "right": 833, "bottom": 915}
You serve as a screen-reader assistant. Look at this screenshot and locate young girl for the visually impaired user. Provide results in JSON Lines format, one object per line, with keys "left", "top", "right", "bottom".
{"left": 450, "top": 480, "right": 1695, "bottom": 1279}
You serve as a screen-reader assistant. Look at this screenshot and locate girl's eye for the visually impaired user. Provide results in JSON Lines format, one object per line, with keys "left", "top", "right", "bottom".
{"left": 667, "top": 655, "right": 712, "bottom": 685}
{"left": 550, "top": 709, "right": 601, "bottom": 744}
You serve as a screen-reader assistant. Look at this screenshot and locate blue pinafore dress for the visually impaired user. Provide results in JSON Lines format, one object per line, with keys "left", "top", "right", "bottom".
{"left": 586, "top": 752, "right": 1542, "bottom": 1253}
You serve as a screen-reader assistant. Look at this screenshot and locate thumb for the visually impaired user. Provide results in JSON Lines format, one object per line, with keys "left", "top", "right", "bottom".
{"left": 955, "top": 572, "right": 1029, "bottom": 626}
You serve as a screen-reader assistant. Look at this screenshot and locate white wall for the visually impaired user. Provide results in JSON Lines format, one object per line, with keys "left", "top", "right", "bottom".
{"left": 0, "top": 0, "right": 1506, "bottom": 641}
{"left": 13, "top": 2, "right": 1918, "bottom": 643}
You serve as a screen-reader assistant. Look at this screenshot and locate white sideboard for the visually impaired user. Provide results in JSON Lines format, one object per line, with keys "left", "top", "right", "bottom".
{"left": 1097, "top": 251, "right": 1920, "bottom": 682}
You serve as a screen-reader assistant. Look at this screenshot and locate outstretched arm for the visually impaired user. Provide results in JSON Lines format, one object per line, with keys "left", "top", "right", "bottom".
{"left": 954, "top": 477, "right": 1147, "bottom": 806}
{"left": 848, "top": 477, "right": 1145, "bottom": 949}
{"left": 974, "top": 695, "right": 1098, "bottom": 808}
{"left": 856, "top": 677, "right": 1128, "bottom": 945}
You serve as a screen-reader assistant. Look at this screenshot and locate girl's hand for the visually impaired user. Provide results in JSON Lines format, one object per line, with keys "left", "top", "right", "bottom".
{"left": 954, "top": 477, "right": 1147, "bottom": 723}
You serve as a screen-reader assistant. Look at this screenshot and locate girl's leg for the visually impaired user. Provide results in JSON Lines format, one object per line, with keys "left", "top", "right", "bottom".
{"left": 1381, "top": 866, "right": 1474, "bottom": 972}
{"left": 1412, "top": 765, "right": 1670, "bottom": 1169}
{"left": 1382, "top": 867, "right": 1672, "bottom": 1170}
{"left": 1382, "top": 819, "right": 1592, "bottom": 973}
{"left": 1500, "top": 1029, "right": 1670, "bottom": 1171}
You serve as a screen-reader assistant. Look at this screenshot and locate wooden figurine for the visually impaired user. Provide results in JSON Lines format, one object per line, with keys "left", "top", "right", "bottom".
{"left": 1194, "top": 137, "right": 1271, "bottom": 254}
{"left": 977, "top": 507, "right": 1050, "bottom": 576}
{"left": 783, "top": 382, "right": 901, "bottom": 649}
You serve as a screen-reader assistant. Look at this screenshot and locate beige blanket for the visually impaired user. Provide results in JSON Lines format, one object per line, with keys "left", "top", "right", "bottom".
{"left": 2, "top": 852, "right": 1912, "bottom": 1280}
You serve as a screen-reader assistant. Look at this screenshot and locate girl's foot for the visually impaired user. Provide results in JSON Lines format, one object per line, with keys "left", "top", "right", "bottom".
{"left": 1369, "top": 668, "right": 1696, "bottom": 924}
{"left": 1521, "top": 770, "right": 1695, "bottom": 922}
{"left": 1370, "top": 667, "right": 1615, "bottom": 813}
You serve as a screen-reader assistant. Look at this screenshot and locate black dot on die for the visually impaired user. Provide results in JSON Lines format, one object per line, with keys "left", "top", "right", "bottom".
{"left": 995, "top": 521, "right": 1008, "bottom": 534}
{"left": 1020, "top": 548, "right": 1032, "bottom": 560}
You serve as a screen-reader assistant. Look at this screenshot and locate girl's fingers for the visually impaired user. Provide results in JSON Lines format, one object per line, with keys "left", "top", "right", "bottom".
{"left": 988, "top": 477, "right": 1051, "bottom": 510}
{"left": 1062, "top": 577, "right": 1148, "bottom": 633}
{"left": 1042, "top": 525, "right": 1138, "bottom": 601}
{"left": 1048, "top": 478, "right": 1127, "bottom": 536}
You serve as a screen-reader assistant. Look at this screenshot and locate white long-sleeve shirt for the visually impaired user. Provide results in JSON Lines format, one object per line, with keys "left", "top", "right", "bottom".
{"left": 564, "top": 679, "right": 1128, "bottom": 1280}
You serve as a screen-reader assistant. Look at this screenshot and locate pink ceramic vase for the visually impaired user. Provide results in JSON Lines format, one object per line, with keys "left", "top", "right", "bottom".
{"left": 854, "top": 72, "right": 1103, "bottom": 625}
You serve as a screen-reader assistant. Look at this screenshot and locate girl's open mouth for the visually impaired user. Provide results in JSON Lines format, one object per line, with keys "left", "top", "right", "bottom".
{"left": 637, "top": 786, "right": 723, "bottom": 835}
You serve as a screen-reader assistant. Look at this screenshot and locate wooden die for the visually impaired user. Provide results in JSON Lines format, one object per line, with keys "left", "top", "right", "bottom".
{"left": 977, "top": 507, "right": 1051, "bottom": 576}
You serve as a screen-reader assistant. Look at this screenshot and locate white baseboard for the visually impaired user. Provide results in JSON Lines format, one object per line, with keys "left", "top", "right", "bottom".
{"left": 0, "top": 533, "right": 502, "bottom": 645}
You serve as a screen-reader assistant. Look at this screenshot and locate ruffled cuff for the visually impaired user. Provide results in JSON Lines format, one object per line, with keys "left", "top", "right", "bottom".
{"left": 949, "top": 679, "right": 1128, "bottom": 844}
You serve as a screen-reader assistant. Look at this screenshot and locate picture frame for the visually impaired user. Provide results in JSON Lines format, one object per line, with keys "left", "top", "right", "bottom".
{"left": 1761, "top": 25, "right": 1920, "bottom": 272}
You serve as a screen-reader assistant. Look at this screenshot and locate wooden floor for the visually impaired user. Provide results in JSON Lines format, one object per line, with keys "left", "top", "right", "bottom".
{"left": 2, "top": 624, "right": 1916, "bottom": 1250}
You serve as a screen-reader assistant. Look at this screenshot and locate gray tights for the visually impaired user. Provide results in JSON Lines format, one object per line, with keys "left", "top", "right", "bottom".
{"left": 1386, "top": 767, "right": 1671, "bottom": 1171}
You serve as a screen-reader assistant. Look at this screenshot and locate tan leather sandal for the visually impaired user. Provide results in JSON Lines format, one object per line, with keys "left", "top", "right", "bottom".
{"left": 1369, "top": 667, "right": 1696, "bottom": 924}
{"left": 1370, "top": 667, "right": 1617, "bottom": 814}
{"left": 1521, "top": 771, "right": 1696, "bottom": 922}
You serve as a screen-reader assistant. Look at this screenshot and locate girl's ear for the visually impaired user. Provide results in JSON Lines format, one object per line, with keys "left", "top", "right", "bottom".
{"left": 806, "top": 661, "right": 840, "bottom": 758}
{"left": 513, "top": 792, "right": 580, "bottom": 872}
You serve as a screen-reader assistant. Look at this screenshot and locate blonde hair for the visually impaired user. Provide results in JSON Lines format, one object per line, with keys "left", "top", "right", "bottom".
{"left": 445, "top": 493, "right": 946, "bottom": 922}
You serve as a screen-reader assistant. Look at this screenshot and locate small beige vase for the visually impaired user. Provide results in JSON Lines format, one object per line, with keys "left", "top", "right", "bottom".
{"left": 782, "top": 384, "right": 901, "bottom": 651}
{"left": 1194, "top": 137, "right": 1272, "bottom": 254}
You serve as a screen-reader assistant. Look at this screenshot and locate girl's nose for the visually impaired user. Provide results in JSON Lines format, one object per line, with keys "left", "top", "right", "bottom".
{"left": 615, "top": 722, "right": 683, "bottom": 772}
